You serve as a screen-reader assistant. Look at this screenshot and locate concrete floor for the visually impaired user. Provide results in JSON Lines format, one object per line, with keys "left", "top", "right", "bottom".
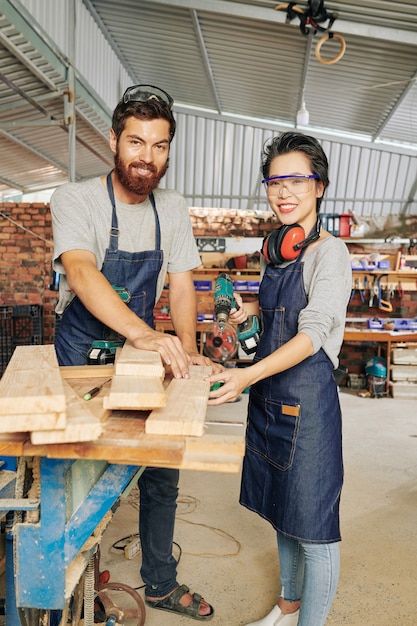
{"left": 98, "top": 389, "right": 417, "bottom": 626}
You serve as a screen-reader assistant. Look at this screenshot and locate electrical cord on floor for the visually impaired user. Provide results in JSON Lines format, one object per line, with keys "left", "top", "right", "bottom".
{"left": 109, "top": 491, "right": 241, "bottom": 594}
{"left": 111, "top": 534, "right": 139, "bottom": 552}
{"left": 110, "top": 534, "right": 182, "bottom": 591}
{"left": 176, "top": 517, "right": 241, "bottom": 557}
{"left": 176, "top": 493, "right": 241, "bottom": 557}
{"left": 111, "top": 534, "right": 182, "bottom": 563}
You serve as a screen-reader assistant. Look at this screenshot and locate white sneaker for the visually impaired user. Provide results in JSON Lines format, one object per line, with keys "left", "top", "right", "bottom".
{"left": 245, "top": 604, "right": 300, "bottom": 626}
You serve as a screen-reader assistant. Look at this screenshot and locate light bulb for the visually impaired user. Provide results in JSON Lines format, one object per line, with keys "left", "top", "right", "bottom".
{"left": 296, "top": 102, "right": 309, "bottom": 126}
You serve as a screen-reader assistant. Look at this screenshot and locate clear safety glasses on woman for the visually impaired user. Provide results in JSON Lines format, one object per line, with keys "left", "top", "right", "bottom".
{"left": 263, "top": 174, "right": 318, "bottom": 195}
{"left": 122, "top": 84, "right": 174, "bottom": 109}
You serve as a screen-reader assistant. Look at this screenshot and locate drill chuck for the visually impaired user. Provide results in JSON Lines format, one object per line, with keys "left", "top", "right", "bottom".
{"left": 216, "top": 312, "right": 229, "bottom": 332}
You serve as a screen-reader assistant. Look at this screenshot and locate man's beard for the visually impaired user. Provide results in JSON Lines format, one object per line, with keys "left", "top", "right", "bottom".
{"left": 114, "top": 152, "right": 168, "bottom": 196}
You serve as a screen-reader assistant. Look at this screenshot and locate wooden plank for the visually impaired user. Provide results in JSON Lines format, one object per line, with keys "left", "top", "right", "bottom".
{"left": 60, "top": 365, "right": 114, "bottom": 379}
{"left": 145, "top": 376, "right": 210, "bottom": 437}
{"left": 114, "top": 343, "right": 165, "bottom": 378}
{"left": 103, "top": 376, "right": 166, "bottom": 410}
{"left": 0, "top": 345, "right": 66, "bottom": 426}
{"left": 0, "top": 432, "right": 30, "bottom": 457}
{"left": 0, "top": 411, "right": 66, "bottom": 434}
{"left": 30, "top": 381, "right": 105, "bottom": 445}
{"left": 23, "top": 415, "right": 186, "bottom": 467}
{"left": 188, "top": 365, "right": 213, "bottom": 378}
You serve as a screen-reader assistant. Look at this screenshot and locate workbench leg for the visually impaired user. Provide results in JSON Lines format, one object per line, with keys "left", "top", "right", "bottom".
{"left": 5, "top": 513, "right": 21, "bottom": 626}
{"left": 14, "top": 458, "right": 140, "bottom": 610}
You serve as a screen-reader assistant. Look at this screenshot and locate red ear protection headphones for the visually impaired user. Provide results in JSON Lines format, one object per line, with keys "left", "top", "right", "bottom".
{"left": 262, "top": 218, "right": 321, "bottom": 265}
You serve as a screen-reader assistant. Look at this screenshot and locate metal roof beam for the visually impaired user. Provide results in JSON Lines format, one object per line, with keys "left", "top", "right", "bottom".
{"left": 0, "top": 91, "right": 66, "bottom": 114}
{"left": 0, "top": 27, "right": 58, "bottom": 92}
{"left": 190, "top": 9, "right": 222, "bottom": 114}
{"left": 0, "top": 128, "right": 68, "bottom": 172}
{"left": 0, "top": 71, "right": 63, "bottom": 122}
{"left": 373, "top": 70, "right": 417, "bottom": 141}
{"left": 3, "top": 0, "right": 113, "bottom": 127}
{"left": 0, "top": 175, "right": 24, "bottom": 190}
{"left": 147, "top": 0, "right": 417, "bottom": 45}
{"left": 0, "top": 121, "right": 63, "bottom": 128}
{"left": 1, "top": 0, "right": 68, "bottom": 79}
{"left": 82, "top": 0, "right": 137, "bottom": 87}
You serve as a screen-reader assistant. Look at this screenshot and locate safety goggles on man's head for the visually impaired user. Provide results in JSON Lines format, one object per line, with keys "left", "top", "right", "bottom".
{"left": 122, "top": 84, "right": 174, "bottom": 109}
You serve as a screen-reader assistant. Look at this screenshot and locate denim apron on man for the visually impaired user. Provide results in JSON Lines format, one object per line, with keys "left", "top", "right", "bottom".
{"left": 55, "top": 173, "right": 161, "bottom": 364}
{"left": 55, "top": 172, "right": 181, "bottom": 597}
{"left": 240, "top": 248, "right": 343, "bottom": 543}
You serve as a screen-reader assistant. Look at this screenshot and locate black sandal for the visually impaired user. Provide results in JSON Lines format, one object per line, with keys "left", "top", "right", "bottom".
{"left": 145, "top": 584, "right": 214, "bottom": 621}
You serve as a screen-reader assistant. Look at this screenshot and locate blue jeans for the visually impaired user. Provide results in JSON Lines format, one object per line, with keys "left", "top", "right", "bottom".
{"left": 138, "top": 467, "right": 180, "bottom": 597}
{"left": 277, "top": 532, "right": 340, "bottom": 626}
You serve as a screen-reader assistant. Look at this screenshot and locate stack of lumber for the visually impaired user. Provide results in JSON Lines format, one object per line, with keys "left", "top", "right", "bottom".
{"left": 104, "top": 342, "right": 212, "bottom": 436}
{"left": 0, "top": 342, "right": 213, "bottom": 443}
{"left": 103, "top": 343, "right": 166, "bottom": 410}
{"left": 0, "top": 345, "right": 104, "bottom": 444}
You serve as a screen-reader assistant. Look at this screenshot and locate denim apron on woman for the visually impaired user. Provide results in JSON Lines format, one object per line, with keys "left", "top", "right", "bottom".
{"left": 240, "top": 249, "right": 343, "bottom": 543}
{"left": 55, "top": 172, "right": 162, "bottom": 365}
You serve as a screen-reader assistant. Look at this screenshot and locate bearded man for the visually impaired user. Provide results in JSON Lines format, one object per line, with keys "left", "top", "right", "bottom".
{"left": 51, "top": 84, "right": 218, "bottom": 621}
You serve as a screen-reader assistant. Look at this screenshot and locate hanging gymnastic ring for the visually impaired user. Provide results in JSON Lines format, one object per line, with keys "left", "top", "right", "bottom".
{"left": 315, "top": 32, "right": 346, "bottom": 64}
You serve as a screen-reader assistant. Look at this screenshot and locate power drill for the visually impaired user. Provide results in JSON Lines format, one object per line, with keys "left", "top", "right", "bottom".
{"left": 212, "top": 272, "right": 260, "bottom": 356}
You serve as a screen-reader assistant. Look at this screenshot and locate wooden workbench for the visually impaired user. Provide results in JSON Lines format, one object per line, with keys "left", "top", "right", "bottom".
{"left": 0, "top": 365, "right": 246, "bottom": 473}
{"left": 343, "top": 329, "right": 417, "bottom": 372}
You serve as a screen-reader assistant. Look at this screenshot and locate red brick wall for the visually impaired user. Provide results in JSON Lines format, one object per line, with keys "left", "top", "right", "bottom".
{"left": 189, "top": 207, "right": 278, "bottom": 237}
{"left": 0, "top": 202, "right": 57, "bottom": 343}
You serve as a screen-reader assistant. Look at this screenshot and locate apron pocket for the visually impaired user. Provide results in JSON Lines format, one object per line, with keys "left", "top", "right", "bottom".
{"left": 264, "top": 399, "right": 300, "bottom": 470}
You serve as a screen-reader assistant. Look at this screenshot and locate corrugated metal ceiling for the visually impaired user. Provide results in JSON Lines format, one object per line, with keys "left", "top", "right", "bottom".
{"left": 0, "top": 0, "right": 416, "bottom": 199}
{"left": 0, "top": 0, "right": 114, "bottom": 197}
{"left": 85, "top": 0, "right": 417, "bottom": 144}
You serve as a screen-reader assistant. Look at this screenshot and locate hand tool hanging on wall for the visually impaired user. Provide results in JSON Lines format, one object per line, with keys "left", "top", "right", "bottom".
{"left": 369, "top": 276, "right": 377, "bottom": 308}
{"left": 377, "top": 274, "right": 393, "bottom": 312}
{"left": 350, "top": 278, "right": 365, "bottom": 304}
{"left": 363, "top": 276, "right": 369, "bottom": 303}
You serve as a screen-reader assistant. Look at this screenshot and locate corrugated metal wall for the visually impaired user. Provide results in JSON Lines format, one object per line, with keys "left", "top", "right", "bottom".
{"left": 164, "top": 114, "right": 417, "bottom": 216}
{"left": 17, "top": 0, "right": 417, "bottom": 215}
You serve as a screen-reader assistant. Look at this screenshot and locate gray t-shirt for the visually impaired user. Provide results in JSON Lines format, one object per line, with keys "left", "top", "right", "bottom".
{"left": 51, "top": 177, "right": 201, "bottom": 314}
{"left": 261, "top": 236, "right": 352, "bottom": 368}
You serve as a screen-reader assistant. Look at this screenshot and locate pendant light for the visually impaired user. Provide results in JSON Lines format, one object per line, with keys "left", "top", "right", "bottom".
{"left": 296, "top": 90, "right": 309, "bottom": 126}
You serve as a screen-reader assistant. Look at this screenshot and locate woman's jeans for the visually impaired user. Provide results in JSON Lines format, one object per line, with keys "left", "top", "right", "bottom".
{"left": 138, "top": 467, "right": 180, "bottom": 597}
{"left": 277, "top": 532, "right": 340, "bottom": 626}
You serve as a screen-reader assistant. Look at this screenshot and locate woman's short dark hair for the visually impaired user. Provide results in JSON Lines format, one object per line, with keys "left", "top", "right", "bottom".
{"left": 261, "top": 131, "right": 329, "bottom": 212}
{"left": 111, "top": 99, "right": 176, "bottom": 143}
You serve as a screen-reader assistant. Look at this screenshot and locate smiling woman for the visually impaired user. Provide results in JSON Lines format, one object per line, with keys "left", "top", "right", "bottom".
{"left": 206, "top": 130, "right": 352, "bottom": 626}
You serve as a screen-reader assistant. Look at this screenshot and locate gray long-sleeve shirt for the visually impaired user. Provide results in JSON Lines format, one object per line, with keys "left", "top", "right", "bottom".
{"left": 261, "top": 235, "right": 352, "bottom": 368}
